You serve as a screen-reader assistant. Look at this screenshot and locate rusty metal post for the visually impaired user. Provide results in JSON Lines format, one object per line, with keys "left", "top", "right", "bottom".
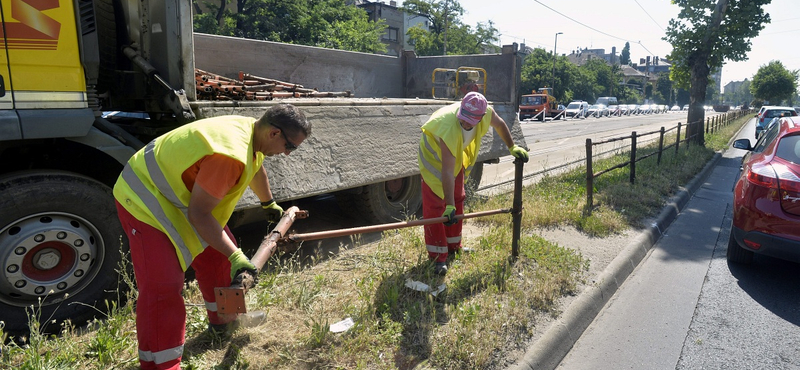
{"left": 512, "top": 157, "right": 524, "bottom": 258}
{"left": 586, "top": 138, "right": 593, "bottom": 216}
{"left": 676, "top": 122, "right": 681, "bottom": 155}
{"left": 657, "top": 127, "right": 665, "bottom": 165}
{"left": 630, "top": 131, "right": 637, "bottom": 184}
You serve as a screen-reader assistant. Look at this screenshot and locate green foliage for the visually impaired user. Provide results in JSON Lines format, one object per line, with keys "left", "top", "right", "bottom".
{"left": 620, "top": 42, "right": 631, "bottom": 65}
{"left": 520, "top": 48, "right": 621, "bottom": 104}
{"left": 656, "top": 73, "right": 673, "bottom": 105}
{"left": 193, "top": 0, "right": 387, "bottom": 53}
{"left": 402, "top": 0, "right": 500, "bottom": 55}
{"left": 750, "top": 60, "right": 799, "bottom": 105}
{"left": 665, "top": 0, "right": 771, "bottom": 90}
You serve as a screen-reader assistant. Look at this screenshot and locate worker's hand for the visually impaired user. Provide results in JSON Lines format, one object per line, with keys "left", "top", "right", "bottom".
{"left": 442, "top": 205, "right": 458, "bottom": 226}
{"left": 509, "top": 145, "right": 529, "bottom": 163}
{"left": 261, "top": 199, "right": 284, "bottom": 223}
{"left": 228, "top": 249, "right": 257, "bottom": 282}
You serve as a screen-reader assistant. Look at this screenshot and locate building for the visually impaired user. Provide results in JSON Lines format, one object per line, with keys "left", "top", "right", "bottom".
{"left": 566, "top": 47, "right": 619, "bottom": 66}
{"left": 356, "top": 0, "right": 429, "bottom": 56}
{"left": 724, "top": 79, "right": 748, "bottom": 95}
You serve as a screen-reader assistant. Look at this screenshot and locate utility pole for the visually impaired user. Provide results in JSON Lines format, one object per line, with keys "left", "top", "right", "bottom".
{"left": 443, "top": 0, "right": 448, "bottom": 55}
{"left": 552, "top": 32, "right": 563, "bottom": 92}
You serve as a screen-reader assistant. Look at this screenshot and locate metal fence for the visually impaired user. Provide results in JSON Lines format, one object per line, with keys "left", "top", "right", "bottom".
{"left": 583, "top": 109, "right": 754, "bottom": 214}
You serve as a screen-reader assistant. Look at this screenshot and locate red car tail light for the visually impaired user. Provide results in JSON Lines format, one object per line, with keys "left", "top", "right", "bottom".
{"left": 746, "top": 163, "right": 781, "bottom": 201}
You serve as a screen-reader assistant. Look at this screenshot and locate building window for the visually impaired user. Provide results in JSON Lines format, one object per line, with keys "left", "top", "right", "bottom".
{"left": 383, "top": 27, "right": 398, "bottom": 42}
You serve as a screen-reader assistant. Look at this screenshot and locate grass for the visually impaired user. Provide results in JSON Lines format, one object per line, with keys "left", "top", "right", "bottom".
{"left": 0, "top": 114, "right": 749, "bottom": 369}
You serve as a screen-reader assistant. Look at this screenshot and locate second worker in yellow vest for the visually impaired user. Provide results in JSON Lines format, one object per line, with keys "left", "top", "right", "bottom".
{"left": 418, "top": 92, "right": 528, "bottom": 276}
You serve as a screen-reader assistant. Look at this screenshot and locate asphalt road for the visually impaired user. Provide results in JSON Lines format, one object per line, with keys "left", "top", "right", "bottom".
{"left": 553, "top": 117, "right": 800, "bottom": 370}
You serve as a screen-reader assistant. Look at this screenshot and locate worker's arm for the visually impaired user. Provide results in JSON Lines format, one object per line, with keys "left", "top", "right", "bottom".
{"left": 249, "top": 165, "right": 284, "bottom": 222}
{"left": 249, "top": 166, "right": 273, "bottom": 202}
{"left": 489, "top": 109, "right": 529, "bottom": 162}
{"left": 439, "top": 137, "right": 457, "bottom": 206}
{"left": 489, "top": 109, "right": 515, "bottom": 148}
{"left": 188, "top": 185, "right": 237, "bottom": 257}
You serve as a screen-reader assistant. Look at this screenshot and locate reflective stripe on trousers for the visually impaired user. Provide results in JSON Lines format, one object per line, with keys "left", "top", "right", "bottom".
{"left": 422, "top": 169, "right": 465, "bottom": 263}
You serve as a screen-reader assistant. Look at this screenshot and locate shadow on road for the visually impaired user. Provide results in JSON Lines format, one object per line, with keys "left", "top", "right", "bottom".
{"left": 728, "top": 255, "right": 800, "bottom": 327}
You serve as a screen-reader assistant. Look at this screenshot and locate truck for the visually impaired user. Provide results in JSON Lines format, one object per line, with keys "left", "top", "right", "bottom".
{"left": 518, "top": 87, "right": 564, "bottom": 121}
{"left": 0, "top": 0, "right": 526, "bottom": 334}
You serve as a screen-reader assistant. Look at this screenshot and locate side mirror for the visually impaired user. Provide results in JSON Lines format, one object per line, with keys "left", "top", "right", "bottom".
{"left": 733, "top": 138, "right": 753, "bottom": 151}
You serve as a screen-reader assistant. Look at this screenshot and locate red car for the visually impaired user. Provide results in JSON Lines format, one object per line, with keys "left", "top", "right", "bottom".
{"left": 729, "top": 116, "right": 800, "bottom": 264}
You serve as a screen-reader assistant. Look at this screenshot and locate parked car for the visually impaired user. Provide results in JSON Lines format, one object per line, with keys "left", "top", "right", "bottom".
{"left": 565, "top": 101, "right": 589, "bottom": 118}
{"left": 755, "top": 117, "right": 779, "bottom": 139}
{"left": 729, "top": 116, "right": 800, "bottom": 264}
{"left": 607, "top": 104, "right": 620, "bottom": 116}
{"left": 618, "top": 104, "right": 630, "bottom": 115}
{"left": 682, "top": 104, "right": 689, "bottom": 111}
{"left": 670, "top": 105, "right": 681, "bottom": 112}
{"left": 756, "top": 106, "right": 797, "bottom": 133}
{"left": 587, "top": 104, "right": 608, "bottom": 117}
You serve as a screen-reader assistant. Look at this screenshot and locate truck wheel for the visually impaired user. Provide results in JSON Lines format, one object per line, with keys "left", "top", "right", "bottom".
{"left": 338, "top": 175, "right": 423, "bottom": 223}
{"left": 726, "top": 231, "right": 753, "bottom": 264}
{"left": 0, "top": 171, "right": 126, "bottom": 336}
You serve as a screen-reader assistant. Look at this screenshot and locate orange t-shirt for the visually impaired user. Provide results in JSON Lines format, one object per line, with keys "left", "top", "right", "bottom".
{"left": 181, "top": 153, "right": 244, "bottom": 199}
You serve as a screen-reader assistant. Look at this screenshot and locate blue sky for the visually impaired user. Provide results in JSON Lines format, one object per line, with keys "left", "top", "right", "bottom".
{"left": 397, "top": 0, "right": 800, "bottom": 89}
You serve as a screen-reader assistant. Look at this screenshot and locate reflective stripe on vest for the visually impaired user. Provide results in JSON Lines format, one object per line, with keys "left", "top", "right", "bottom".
{"left": 121, "top": 160, "right": 195, "bottom": 268}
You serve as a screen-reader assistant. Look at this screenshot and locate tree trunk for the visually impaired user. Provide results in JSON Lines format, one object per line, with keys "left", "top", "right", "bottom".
{"left": 687, "top": 57, "right": 709, "bottom": 146}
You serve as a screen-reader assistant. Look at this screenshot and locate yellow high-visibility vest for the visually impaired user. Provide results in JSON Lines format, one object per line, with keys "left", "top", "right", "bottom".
{"left": 418, "top": 103, "right": 493, "bottom": 199}
{"left": 113, "top": 115, "right": 265, "bottom": 270}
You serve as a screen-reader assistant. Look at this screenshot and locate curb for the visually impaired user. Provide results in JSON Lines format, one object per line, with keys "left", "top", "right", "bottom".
{"left": 509, "top": 151, "right": 724, "bottom": 370}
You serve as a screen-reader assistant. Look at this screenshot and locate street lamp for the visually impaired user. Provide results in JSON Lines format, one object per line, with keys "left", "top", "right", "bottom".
{"left": 552, "top": 32, "right": 563, "bottom": 93}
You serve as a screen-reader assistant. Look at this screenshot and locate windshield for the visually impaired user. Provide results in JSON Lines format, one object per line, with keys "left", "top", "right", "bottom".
{"left": 567, "top": 103, "right": 581, "bottom": 109}
{"left": 521, "top": 96, "right": 544, "bottom": 105}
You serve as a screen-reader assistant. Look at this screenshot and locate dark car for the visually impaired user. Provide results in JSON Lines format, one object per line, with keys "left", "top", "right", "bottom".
{"left": 729, "top": 116, "right": 800, "bottom": 264}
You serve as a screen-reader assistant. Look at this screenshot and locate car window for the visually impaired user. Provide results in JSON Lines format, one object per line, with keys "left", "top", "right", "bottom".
{"left": 764, "top": 109, "right": 796, "bottom": 118}
{"left": 776, "top": 135, "right": 800, "bottom": 164}
{"left": 567, "top": 103, "right": 580, "bottom": 109}
{"left": 754, "top": 120, "right": 782, "bottom": 152}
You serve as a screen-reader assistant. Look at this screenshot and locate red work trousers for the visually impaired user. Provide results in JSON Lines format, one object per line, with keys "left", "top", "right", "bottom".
{"left": 116, "top": 201, "right": 235, "bottom": 370}
{"left": 422, "top": 169, "right": 465, "bottom": 262}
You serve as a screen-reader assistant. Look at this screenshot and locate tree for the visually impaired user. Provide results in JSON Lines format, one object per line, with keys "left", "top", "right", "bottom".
{"left": 656, "top": 73, "right": 672, "bottom": 105}
{"left": 664, "top": 0, "right": 771, "bottom": 145}
{"left": 403, "top": 0, "right": 500, "bottom": 55}
{"left": 620, "top": 42, "right": 631, "bottom": 65}
{"left": 193, "top": 0, "right": 387, "bottom": 54}
{"left": 750, "top": 61, "right": 799, "bottom": 105}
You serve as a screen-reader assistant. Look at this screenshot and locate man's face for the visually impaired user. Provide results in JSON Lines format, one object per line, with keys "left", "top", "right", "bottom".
{"left": 459, "top": 119, "right": 474, "bottom": 131}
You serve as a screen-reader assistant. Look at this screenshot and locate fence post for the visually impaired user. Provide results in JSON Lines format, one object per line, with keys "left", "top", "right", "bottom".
{"left": 586, "top": 138, "right": 593, "bottom": 215}
{"left": 630, "top": 131, "right": 637, "bottom": 184}
{"left": 657, "top": 126, "right": 665, "bottom": 165}
{"left": 512, "top": 158, "right": 523, "bottom": 258}
{"left": 676, "top": 122, "right": 681, "bottom": 155}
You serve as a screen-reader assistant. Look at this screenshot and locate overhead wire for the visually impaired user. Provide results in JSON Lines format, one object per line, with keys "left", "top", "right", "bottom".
{"left": 634, "top": 0, "right": 664, "bottom": 31}
{"left": 532, "top": 0, "right": 659, "bottom": 57}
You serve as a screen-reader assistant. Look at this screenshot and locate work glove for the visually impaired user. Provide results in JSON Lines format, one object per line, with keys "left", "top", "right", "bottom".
{"left": 442, "top": 205, "right": 458, "bottom": 226}
{"left": 509, "top": 145, "right": 529, "bottom": 163}
{"left": 261, "top": 199, "right": 284, "bottom": 223}
{"left": 228, "top": 249, "right": 257, "bottom": 283}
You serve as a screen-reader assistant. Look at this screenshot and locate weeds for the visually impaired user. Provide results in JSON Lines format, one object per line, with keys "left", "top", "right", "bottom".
{"left": 0, "top": 115, "right": 749, "bottom": 369}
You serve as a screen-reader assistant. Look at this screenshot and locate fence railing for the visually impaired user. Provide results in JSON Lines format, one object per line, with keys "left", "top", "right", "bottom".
{"left": 583, "top": 109, "right": 753, "bottom": 214}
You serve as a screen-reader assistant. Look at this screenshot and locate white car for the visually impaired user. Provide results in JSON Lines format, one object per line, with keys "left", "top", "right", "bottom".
{"left": 565, "top": 101, "right": 589, "bottom": 118}
{"left": 587, "top": 104, "right": 608, "bottom": 117}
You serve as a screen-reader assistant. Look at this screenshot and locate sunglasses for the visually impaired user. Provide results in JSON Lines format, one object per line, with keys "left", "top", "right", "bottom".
{"left": 272, "top": 124, "right": 298, "bottom": 152}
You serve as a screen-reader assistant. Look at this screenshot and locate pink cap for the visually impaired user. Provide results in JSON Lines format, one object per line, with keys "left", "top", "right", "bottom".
{"left": 457, "top": 92, "right": 488, "bottom": 127}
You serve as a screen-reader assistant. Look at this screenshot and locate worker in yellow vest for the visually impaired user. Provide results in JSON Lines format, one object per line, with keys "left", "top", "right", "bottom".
{"left": 418, "top": 92, "right": 528, "bottom": 275}
{"left": 113, "top": 104, "right": 310, "bottom": 370}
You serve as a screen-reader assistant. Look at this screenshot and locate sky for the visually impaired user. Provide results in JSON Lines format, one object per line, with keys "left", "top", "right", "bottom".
{"left": 396, "top": 0, "right": 800, "bottom": 91}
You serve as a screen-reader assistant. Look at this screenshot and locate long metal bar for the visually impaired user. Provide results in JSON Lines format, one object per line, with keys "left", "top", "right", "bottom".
{"left": 215, "top": 206, "right": 307, "bottom": 314}
{"left": 284, "top": 208, "right": 513, "bottom": 243}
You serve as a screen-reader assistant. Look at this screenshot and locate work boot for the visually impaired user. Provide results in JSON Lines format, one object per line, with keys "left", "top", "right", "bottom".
{"left": 433, "top": 262, "right": 448, "bottom": 276}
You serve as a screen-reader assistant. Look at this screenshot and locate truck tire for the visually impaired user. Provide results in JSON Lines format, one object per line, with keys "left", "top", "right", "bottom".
{"left": 726, "top": 231, "right": 753, "bottom": 264}
{"left": 338, "top": 175, "right": 423, "bottom": 223}
{"left": 0, "top": 171, "right": 126, "bottom": 336}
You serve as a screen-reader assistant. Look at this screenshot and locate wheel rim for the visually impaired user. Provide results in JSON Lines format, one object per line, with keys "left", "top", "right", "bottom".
{"left": 385, "top": 178, "right": 411, "bottom": 203}
{"left": 0, "top": 212, "right": 103, "bottom": 306}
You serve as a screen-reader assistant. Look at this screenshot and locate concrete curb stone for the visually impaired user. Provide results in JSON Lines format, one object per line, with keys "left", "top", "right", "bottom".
{"left": 508, "top": 151, "right": 724, "bottom": 370}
